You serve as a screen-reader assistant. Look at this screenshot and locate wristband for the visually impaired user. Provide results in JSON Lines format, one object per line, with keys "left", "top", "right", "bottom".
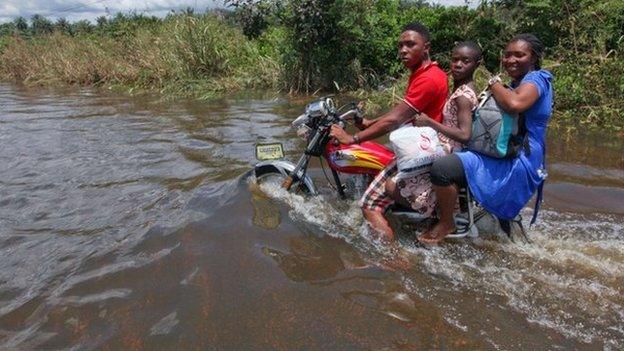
{"left": 352, "top": 134, "right": 361, "bottom": 144}
{"left": 488, "top": 75, "right": 502, "bottom": 87}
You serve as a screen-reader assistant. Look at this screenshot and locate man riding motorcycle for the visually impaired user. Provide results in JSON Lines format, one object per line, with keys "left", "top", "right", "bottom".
{"left": 329, "top": 22, "right": 448, "bottom": 241}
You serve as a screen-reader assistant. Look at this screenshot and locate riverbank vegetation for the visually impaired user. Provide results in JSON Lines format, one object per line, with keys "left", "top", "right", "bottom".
{"left": 0, "top": 1, "right": 622, "bottom": 131}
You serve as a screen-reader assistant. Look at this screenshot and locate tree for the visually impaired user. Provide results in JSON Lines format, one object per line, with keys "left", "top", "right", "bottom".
{"left": 72, "top": 20, "right": 94, "bottom": 35}
{"left": 96, "top": 16, "right": 108, "bottom": 30}
{"left": 54, "top": 18, "right": 71, "bottom": 35}
{"left": 225, "top": 0, "right": 275, "bottom": 38}
{"left": 13, "top": 17, "right": 28, "bottom": 34}
{"left": 0, "top": 22, "right": 16, "bottom": 36}
{"left": 31, "top": 14, "right": 53, "bottom": 35}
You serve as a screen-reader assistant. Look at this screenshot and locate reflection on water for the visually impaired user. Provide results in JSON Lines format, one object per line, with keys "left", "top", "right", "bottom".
{"left": 0, "top": 83, "right": 622, "bottom": 350}
{"left": 250, "top": 182, "right": 282, "bottom": 230}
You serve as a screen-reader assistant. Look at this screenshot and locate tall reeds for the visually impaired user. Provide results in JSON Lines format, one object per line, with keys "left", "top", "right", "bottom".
{"left": 0, "top": 13, "right": 281, "bottom": 98}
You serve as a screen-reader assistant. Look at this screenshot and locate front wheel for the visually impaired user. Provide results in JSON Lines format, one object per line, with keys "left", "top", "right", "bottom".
{"left": 253, "top": 163, "right": 314, "bottom": 195}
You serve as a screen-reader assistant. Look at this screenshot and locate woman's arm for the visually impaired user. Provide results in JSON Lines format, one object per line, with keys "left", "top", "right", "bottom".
{"left": 413, "top": 96, "right": 473, "bottom": 144}
{"left": 490, "top": 80, "right": 540, "bottom": 114}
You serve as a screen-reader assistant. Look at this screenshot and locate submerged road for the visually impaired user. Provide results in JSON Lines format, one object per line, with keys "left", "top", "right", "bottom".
{"left": 0, "top": 84, "right": 622, "bottom": 350}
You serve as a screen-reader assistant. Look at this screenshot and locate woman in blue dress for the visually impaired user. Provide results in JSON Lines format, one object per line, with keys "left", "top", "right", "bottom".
{"left": 419, "top": 34, "right": 553, "bottom": 244}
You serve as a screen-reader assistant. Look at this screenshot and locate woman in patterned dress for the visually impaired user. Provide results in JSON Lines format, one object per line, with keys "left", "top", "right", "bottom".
{"left": 385, "top": 41, "right": 482, "bottom": 217}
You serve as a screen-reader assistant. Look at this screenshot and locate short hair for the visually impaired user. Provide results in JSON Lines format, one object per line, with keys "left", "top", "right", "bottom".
{"left": 454, "top": 41, "right": 483, "bottom": 62}
{"left": 510, "top": 33, "right": 544, "bottom": 69}
{"left": 402, "top": 22, "right": 430, "bottom": 42}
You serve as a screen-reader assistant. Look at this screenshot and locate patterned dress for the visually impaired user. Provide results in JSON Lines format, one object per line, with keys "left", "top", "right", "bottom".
{"left": 360, "top": 84, "right": 478, "bottom": 216}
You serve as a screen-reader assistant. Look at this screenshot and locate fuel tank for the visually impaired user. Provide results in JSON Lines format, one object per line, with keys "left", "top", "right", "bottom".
{"left": 324, "top": 141, "right": 394, "bottom": 175}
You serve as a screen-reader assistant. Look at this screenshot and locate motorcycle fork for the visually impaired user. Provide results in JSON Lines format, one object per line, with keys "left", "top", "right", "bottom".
{"left": 282, "top": 153, "right": 311, "bottom": 190}
{"left": 282, "top": 127, "right": 327, "bottom": 191}
{"left": 330, "top": 168, "right": 346, "bottom": 199}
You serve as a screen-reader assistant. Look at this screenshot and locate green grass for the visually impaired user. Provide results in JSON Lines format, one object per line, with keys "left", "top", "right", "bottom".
{"left": 0, "top": 13, "right": 281, "bottom": 99}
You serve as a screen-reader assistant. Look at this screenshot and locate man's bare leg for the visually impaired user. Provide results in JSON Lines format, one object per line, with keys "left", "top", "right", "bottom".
{"left": 363, "top": 209, "right": 394, "bottom": 241}
{"left": 385, "top": 178, "right": 412, "bottom": 208}
{"left": 418, "top": 184, "right": 457, "bottom": 244}
{"left": 385, "top": 179, "right": 396, "bottom": 198}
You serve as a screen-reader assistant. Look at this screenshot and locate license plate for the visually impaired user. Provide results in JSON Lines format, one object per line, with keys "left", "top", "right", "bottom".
{"left": 255, "top": 143, "right": 284, "bottom": 160}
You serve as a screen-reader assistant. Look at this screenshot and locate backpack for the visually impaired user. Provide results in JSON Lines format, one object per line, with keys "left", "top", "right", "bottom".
{"left": 467, "top": 90, "right": 529, "bottom": 158}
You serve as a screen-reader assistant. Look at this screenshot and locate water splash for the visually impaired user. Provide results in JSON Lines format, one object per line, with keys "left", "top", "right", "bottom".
{"left": 254, "top": 176, "right": 624, "bottom": 348}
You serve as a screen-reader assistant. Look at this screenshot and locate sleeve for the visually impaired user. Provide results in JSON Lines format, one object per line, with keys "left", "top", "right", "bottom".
{"left": 403, "top": 75, "right": 437, "bottom": 112}
{"left": 460, "top": 85, "right": 479, "bottom": 109}
{"left": 521, "top": 70, "right": 548, "bottom": 97}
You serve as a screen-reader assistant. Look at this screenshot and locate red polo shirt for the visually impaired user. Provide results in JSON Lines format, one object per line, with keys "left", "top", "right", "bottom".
{"left": 403, "top": 62, "right": 448, "bottom": 123}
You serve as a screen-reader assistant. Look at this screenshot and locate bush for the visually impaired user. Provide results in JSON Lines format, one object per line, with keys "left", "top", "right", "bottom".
{"left": 1, "top": 2, "right": 623, "bottom": 131}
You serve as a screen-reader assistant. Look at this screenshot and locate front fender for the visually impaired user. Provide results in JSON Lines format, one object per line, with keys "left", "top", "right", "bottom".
{"left": 252, "top": 160, "right": 318, "bottom": 195}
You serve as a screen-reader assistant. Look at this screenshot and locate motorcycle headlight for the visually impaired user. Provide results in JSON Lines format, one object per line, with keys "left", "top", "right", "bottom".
{"left": 305, "top": 100, "right": 328, "bottom": 118}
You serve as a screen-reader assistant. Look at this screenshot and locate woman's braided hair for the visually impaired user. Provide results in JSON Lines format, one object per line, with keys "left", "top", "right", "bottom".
{"left": 511, "top": 33, "right": 544, "bottom": 70}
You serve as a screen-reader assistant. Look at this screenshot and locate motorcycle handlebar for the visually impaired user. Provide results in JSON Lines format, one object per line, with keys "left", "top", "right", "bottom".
{"left": 338, "top": 109, "right": 360, "bottom": 122}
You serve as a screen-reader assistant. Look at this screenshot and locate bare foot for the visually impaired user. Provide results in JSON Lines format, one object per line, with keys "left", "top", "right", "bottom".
{"left": 418, "top": 222, "right": 455, "bottom": 245}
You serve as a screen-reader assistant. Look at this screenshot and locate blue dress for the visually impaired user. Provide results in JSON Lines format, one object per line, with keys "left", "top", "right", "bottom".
{"left": 456, "top": 70, "right": 553, "bottom": 220}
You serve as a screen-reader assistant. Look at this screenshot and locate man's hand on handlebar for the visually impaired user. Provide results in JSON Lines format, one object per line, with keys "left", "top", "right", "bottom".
{"left": 330, "top": 125, "right": 355, "bottom": 145}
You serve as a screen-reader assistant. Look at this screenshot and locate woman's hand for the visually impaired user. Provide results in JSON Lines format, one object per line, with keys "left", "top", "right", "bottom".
{"left": 413, "top": 113, "right": 432, "bottom": 127}
{"left": 330, "top": 125, "right": 355, "bottom": 144}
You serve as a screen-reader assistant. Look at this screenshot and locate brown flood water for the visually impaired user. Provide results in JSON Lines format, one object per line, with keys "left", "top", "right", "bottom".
{"left": 0, "top": 84, "right": 623, "bottom": 350}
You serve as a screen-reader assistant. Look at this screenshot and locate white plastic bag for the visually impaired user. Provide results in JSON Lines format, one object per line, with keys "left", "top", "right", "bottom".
{"left": 389, "top": 126, "right": 445, "bottom": 177}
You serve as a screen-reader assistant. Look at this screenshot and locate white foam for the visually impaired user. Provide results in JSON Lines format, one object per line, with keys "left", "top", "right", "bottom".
{"left": 252, "top": 178, "right": 624, "bottom": 347}
{"left": 253, "top": 177, "right": 401, "bottom": 259}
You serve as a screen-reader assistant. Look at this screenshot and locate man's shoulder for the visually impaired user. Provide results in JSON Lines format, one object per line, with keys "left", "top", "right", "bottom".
{"left": 425, "top": 64, "right": 447, "bottom": 80}
{"left": 411, "top": 63, "right": 447, "bottom": 82}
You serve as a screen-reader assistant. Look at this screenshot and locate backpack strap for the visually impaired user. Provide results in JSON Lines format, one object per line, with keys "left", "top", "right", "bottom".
{"left": 518, "top": 112, "right": 530, "bottom": 156}
{"left": 476, "top": 89, "right": 490, "bottom": 110}
{"left": 530, "top": 148, "right": 547, "bottom": 226}
{"left": 530, "top": 180, "right": 544, "bottom": 226}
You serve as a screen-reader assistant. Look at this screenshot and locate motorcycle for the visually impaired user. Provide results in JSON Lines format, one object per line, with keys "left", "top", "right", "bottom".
{"left": 250, "top": 97, "right": 528, "bottom": 242}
